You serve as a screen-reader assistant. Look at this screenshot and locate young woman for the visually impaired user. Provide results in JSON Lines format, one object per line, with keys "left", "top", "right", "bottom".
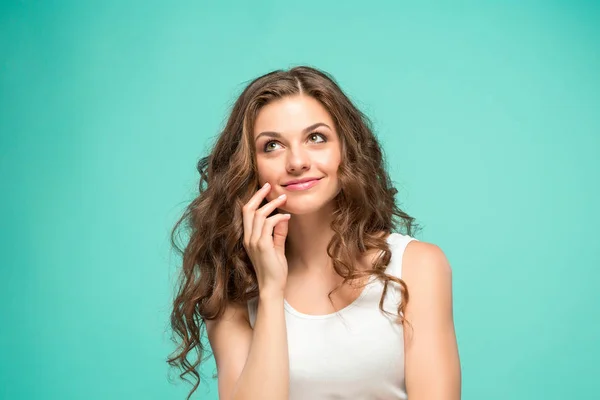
{"left": 168, "top": 66, "right": 461, "bottom": 400}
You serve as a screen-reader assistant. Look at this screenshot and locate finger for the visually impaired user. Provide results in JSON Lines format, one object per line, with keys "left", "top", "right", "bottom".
{"left": 260, "top": 213, "right": 291, "bottom": 249}
{"left": 250, "top": 194, "right": 287, "bottom": 244}
{"left": 272, "top": 215, "right": 290, "bottom": 251}
{"left": 257, "top": 193, "right": 287, "bottom": 220}
{"left": 243, "top": 183, "right": 271, "bottom": 245}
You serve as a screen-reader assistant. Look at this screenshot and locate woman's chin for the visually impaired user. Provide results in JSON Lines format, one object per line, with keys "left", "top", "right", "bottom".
{"left": 277, "top": 200, "right": 335, "bottom": 216}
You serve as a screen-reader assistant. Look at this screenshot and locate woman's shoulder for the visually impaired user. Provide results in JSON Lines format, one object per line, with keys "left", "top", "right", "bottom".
{"left": 385, "top": 232, "right": 421, "bottom": 258}
{"left": 205, "top": 300, "right": 251, "bottom": 330}
{"left": 386, "top": 232, "right": 447, "bottom": 260}
{"left": 402, "top": 239, "right": 450, "bottom": 270}
{"left": 401, "top": 238, "right": 453, "bottom": 294}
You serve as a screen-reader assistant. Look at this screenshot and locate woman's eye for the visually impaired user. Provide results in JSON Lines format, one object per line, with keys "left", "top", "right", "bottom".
{"left": 263, "top": 133, "right": 325, "bottom": 152}
{"left": 264, "top": 141, "right": 281, "bottom": 152}
{"left": 309, "top": 133, "right": 326, "bottom": 143}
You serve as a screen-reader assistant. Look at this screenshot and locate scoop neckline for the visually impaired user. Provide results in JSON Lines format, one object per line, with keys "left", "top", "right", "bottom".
{"left": 282, "top": 232, "right": 399, "bottom": 320}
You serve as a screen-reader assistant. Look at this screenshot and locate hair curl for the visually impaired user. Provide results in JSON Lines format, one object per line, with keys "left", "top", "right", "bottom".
{"left": 167, "top": 65, "right": 420, "bottom": 399}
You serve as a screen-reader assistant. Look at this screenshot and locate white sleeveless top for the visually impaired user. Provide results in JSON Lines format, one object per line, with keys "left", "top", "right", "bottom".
{"left": 247, "top": 233, "right": 418, "bottom": 400}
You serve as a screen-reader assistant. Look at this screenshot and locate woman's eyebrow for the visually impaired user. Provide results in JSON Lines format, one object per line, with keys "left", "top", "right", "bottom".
{"left": 255, "top": 122, "right": 331, "bottom": 142}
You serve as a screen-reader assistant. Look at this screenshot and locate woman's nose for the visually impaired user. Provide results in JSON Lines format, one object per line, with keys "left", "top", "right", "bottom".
{"left": 286, "top": 147, "right": 310, "bottom": 172}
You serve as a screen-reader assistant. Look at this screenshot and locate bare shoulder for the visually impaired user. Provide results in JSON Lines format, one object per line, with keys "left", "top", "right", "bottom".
{"left": 205, "top": 300, "right": 252, "bottom": 350}
{"left": 401, "top": 240, "right": 454, "bottom": 331}
{"left": 402, "top": 240, "right": 452, "bottom": 284}
{"left": 205, "top": 301, "right": 250, "bottom": 331}
{"left": 401, "top": 240, "right": 461, "bottom": 397}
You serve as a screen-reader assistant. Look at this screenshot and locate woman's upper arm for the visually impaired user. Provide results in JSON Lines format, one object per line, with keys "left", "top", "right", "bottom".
{"left": 402, "top": 241, "right": 462, "bottom": 399}
{"left": 205, "top": 301, "right": 253, "bottom": 400}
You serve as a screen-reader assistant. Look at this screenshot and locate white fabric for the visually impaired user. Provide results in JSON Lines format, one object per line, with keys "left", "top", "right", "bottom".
{"left": 247, "top": 233, "right": 418, "bottom": 399}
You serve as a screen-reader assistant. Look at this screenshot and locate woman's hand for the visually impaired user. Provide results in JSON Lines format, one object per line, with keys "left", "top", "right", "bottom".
{"left": 242, "top": 182, "right": 291, "bottom": 295}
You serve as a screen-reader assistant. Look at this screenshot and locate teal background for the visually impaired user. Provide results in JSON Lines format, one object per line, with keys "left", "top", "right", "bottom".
{"left": 1, "top": 1, "right": 599, "bottom": 399}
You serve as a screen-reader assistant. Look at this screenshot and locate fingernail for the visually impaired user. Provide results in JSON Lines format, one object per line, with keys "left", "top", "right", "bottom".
{"left": 278, "top": 194, "right": 286, "bottom": 199}
{"left": 263, "top": 182, "right": 270, "bottom": 188}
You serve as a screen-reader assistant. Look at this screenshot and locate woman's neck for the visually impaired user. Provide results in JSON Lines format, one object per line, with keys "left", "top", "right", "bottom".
{"left": 284, "top": 205, "right": 335, "bottom": 275}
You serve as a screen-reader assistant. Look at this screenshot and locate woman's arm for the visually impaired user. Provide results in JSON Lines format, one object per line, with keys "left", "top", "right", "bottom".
{"left": 206, "top": 289, "right": 289, "bottom": 400}
{"left": 207, "top": 181, "right": 291, "bottom": 399}
{"left": 232, "top": 289, "right": 289, "bottom": 400}
{"left": 402, "top": 241, "right": 462, "bottom": 399}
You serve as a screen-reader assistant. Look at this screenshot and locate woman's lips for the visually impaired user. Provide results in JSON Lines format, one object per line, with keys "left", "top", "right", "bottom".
{"left": 283, "top": 179, "right": 320, "bottom": 191}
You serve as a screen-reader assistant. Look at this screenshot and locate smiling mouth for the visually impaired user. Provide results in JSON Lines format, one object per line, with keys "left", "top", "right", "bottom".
{"left": 283, "top": 178, "right": 322, "bottom": 191}
{"left": 283, "top": 177, "right": 322, "bottom": 186}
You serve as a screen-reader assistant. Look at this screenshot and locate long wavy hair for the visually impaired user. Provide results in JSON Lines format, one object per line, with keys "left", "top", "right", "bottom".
{"left": 167, "top": 65, "right": 420, "bottom": 399}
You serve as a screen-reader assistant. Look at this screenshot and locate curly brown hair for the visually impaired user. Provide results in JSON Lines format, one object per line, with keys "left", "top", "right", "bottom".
{"left": 167, "top": 65, "right": 420, "bottom": 399}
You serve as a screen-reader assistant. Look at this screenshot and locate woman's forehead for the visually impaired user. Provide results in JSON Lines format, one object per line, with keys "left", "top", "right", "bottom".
{"left": 253, "top": 95, "right": 335, "bottom": 137}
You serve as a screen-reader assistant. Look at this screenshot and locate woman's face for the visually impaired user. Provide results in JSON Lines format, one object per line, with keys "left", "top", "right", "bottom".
{"left": 253, "top": 95, "right": 342, "bottom": 215}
